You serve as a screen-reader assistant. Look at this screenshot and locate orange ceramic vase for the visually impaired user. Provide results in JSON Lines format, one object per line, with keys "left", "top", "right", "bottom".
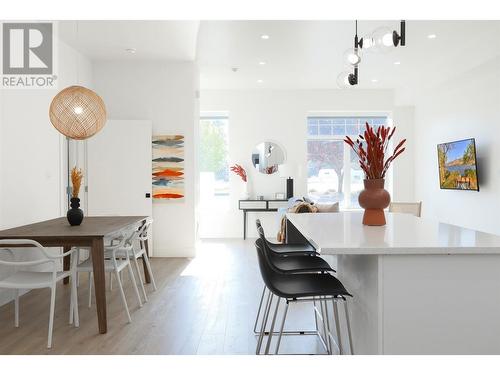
{"left": 358, "top": 178, "right": 391, "bottom": 226}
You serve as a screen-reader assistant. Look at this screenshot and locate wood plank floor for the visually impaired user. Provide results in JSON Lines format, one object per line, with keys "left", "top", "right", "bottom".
{"left": 0, "top": 239, "right": 328, "bottom": 354}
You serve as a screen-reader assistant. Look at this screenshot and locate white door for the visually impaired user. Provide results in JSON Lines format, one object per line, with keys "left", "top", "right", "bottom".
{"left": 87, "top": 120, "right": 153, "bottom": 249}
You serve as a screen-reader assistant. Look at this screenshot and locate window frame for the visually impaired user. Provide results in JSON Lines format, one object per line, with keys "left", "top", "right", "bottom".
{"left": 306, "top": 111, "right": 393, "bottom": 210}
{"left": 199, "top": 113, "right": 231, "bottom": 211}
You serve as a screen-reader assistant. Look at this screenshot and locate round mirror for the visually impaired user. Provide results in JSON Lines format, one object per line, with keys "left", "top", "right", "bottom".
{"left": 251, "top": 141, "right": 285, "bottom": 174}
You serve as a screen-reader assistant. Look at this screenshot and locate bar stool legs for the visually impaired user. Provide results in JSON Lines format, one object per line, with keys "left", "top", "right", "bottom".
{"left": 264, "top": 297, "right": 281, "bottom": 355}
{"left": 342, "top": 297, "right": 354, "bottom": 355}
{"left": 253, "top": 285, "right": 267, "bottom": 334}
{"left": 256, "top": 292, "right": 273, "bottom": 354}
{"left": 275, "top": 300, "right": 289, "bottom": 354}
{"left": 256, "top": 295, "right": 354, "bottom": 355}
{"left": 332, "top": 298, "right": 343, "bottom": 354}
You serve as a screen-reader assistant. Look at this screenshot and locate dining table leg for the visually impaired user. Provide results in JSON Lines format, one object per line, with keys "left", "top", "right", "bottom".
{"left": 141, "top": 239, "right": 151, "bottom": 284}
{"left": 63, "top": 245, "right": 71, "bottom": 285}
{"left": 91, "top": 237, "right": 107, "bottom": 334}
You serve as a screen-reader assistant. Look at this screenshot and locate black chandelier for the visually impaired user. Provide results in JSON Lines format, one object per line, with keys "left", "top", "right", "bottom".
{"left": 338, "top": 20, "right": 406, "bottom": 88}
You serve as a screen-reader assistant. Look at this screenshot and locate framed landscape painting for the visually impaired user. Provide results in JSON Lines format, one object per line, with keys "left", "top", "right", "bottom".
{"left": 437, "top": 138, "right": 479, "bottom": 191}
{"left": 152, "top": 135, "right": 185, "bottom": 200}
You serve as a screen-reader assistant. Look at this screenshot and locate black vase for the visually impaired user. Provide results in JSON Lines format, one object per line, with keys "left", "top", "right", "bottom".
{"left": 67, "top": 197, "right": 84, "bottom": 226}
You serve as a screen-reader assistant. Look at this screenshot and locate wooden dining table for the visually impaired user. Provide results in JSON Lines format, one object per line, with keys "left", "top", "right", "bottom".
{"left": 0, "top": 216, "right": 149, "bottom": 334}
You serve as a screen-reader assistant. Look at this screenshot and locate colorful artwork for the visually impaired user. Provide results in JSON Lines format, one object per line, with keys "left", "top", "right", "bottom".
{"left": 152, "top": 135, "right": 185, "bottom": 200}
{"left": 437, "top": 138, "right": 479, "bottom": 191}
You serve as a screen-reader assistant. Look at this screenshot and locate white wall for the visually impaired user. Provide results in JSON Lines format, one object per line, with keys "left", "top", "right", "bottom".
{"left": 409, "top": 56, "right": 500, "bottom": 234}
{"left": 0, "top": 38, "right": 92, "bottom": 305}
{"left": 93, "top": 61, "right": 198, "bottom": 257}
{"left": 200, "top": 89, "right": 414, "bottom": 238}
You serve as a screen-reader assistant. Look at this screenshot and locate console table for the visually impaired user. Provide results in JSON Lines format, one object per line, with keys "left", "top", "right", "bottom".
{"left": 238, "top": 199, "right": 288, "bottom": 239}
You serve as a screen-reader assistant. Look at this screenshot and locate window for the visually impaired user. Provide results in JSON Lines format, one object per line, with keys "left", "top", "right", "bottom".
{"left": 199, "top": 115, "right": 229, "bottom": 209}
{"left": 307, "top": 116, "right": 388, "bottom": 209}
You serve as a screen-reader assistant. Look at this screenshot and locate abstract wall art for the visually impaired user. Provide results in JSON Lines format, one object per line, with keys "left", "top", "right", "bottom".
{"left": 152, "top": 135, "right": 185, "bottom": 200}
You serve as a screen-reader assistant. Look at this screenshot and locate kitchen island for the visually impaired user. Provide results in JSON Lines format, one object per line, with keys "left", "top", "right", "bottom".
{"left": 286, "top": 212, "right": 500, "bottom": 354}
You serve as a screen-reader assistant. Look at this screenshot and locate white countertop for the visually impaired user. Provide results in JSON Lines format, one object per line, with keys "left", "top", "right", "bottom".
{"left": 286, "top": 212, "right": 500, "bottom": 255}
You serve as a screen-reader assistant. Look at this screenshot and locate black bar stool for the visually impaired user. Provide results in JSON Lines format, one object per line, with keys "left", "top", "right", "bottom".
{"left": 254, "top": 238, "right": 354, "bottom": 355}
{"left": 253, "top": 220, "right": 335, "bottom": 335}
{"left": 256, "top": 219, "right": 318, "bottom": 256}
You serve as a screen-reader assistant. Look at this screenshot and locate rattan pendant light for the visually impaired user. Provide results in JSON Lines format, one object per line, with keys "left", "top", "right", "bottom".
{"left": 49, "top": 85, "right": 107, "bottom": 140}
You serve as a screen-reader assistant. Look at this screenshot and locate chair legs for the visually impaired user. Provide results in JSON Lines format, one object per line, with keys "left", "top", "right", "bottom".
{"left": 132, "top": 256, "right": 148, "bottom": 303}
{"left": 14, "top": 289, "right": 19, "bottom": 328}
{"left": 88, "top": 272, "right": 93, "bottom": 308}
{"left": 275, "top": 300, "right": 289, "bottom": 354}
{"left": 127, "top": 261, "right": 143, "bottom": 308}
{"left": 47, "top": 285, "right": 56, "bottom": 349}
{"left": 343, "top": 298, "right": 354, "bottom": 355}
{"left": 71, "top": 270, "right": 80, "bottom": 328}
{"left": 253, "top": 285, "right": 267, "bottom": 334}
{"left": 142, "top": 252, "right": 157, "bottom": 291}
{"left": 264, "top": 297, "right": 281, "bottom": 354}
{"left": 115, "top": 269, "right": 132, "bottom": 323}
{"left": 332, "top": 298, "right": 343, "bottom": 354}
{"left": 256, "top": 292, "right": 273, "bottom": 354}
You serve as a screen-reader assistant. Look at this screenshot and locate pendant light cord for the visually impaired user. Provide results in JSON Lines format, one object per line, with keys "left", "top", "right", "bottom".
{"left": 76, "top": 21, "right": 80, "bottom": 85}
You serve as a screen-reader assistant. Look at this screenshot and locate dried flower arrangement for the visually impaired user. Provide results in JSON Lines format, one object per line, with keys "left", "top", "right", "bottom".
{"left": 344, "top": 123, "right": 406, "bottom": 180}
{"left": 71, "top": 167, "right": 84, "bottom": 198}
{"left": 230, "top": 164, "right": 247, "bottom": 182}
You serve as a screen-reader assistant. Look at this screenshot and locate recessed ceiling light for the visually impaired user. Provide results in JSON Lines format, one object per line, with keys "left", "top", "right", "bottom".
{"left": 257, "top": 79, "right": 263, "bottom": 84}
{"left": 125, "top": 48, "right": 136, "bottom": 54}
{"left": 427, "top": 34, "right": 437, "bottom": 39}
{"left": 371, "top": 79, "right": 378, "bottom": 83}
{"left": 260, "top": 34, "right": 270, "bottom": 40}
{"left": 258, "top": 61, "right": 266, "bottom": 66}
{"left": 394, "top": 61, "right": 401, "bottom": 65}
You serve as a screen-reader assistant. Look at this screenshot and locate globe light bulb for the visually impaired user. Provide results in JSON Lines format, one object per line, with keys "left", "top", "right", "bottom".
{"left": 74, "top": 106, "right": 83, "bottom": 115}
{"left": 343, "top": 48, "right": 361, "bottom": 66}
{"left": 337, "top": 71, "right": 352, "bottom": 88}
{"left": 362, "top": 36, "right": 375, "bottom": 50}
{"left": 371, "top": 26, "right": 396, "bottom": 53}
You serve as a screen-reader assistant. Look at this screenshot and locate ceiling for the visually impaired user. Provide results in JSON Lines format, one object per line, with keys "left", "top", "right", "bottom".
{"left": 59, "top": 20, "right": 500, "bottom": 90}
{"left": 197, "top": 20, "right": 500, "bottom": 90}
{"left": 59, "top": 21, "right": 200, "bottom": 61}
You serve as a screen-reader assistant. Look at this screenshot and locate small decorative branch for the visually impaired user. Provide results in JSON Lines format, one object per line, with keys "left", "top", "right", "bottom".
{"left": 71, "top": 167, "right": 84, "bottom": 198}
{"left": 344, "top": 122, "right": 406, "bottom": 180}
{"left": 230, "top": 164, "right": 247, "bottom": 182}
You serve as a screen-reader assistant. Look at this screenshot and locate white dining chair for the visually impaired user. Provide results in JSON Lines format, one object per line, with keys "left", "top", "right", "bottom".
{"left": 131, "top": 218, "right": 157, "bottom": 301}
{"left": 77, "top": 228, "right": 143, "bottom": 323}
{"left": 389, "top": 201, "right": 422, "bottom": 217}
{"left": 0, "top": 239, "right": 79, "bottom": 349}
{"left": 108, "top": 219, "right": 157, "bottom": 302}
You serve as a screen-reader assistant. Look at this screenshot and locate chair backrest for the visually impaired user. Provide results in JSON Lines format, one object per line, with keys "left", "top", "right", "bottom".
{"left": 254, "top": 239, "right": 284, "bottom": 298}
{"left": 0, "top": 239, "right": 55, "bottom": 267}
{"left": 123, "top": 226, "right": 141, "bottom": 248}
{"left": 138, "top": 217, "right": 153, "bottom": 240}
{"left": 256, "top": 219, "right": 265, "bottom": 239}
{"left": 389, "top": 201, "right": 422, "bottom": 217}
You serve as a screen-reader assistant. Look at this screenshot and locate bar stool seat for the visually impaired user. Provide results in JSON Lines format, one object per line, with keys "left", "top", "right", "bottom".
{"left": 267, "top": 250, "right": 334, "bottom": 274}
{"left": 266, "top": 242, "right": 318, "bottom": 256}
{"left": 267, "top": 272, "right": 350, "bottom": 299}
